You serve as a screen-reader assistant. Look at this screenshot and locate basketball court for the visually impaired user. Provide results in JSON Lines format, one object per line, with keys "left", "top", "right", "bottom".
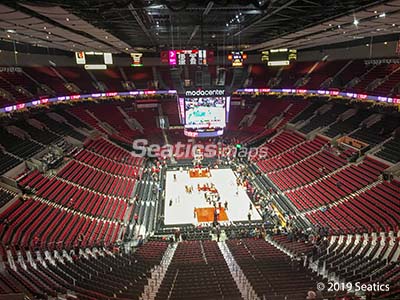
{"left": 164, "top": 168, "right": 261, "bottom": 225}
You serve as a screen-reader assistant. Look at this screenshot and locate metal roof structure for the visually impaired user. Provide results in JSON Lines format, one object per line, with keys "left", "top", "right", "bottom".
{"left": 0, "top": 0, "right": 396, "bottom": 53}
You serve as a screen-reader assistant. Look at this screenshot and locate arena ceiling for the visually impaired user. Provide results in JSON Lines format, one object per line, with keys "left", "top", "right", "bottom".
{"left": 0, "top": 0, "right": 397, "bottom": 53}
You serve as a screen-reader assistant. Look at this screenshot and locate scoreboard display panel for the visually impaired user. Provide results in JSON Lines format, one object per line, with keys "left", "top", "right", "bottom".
{"left": 75, "top": 51, "right": 113, "bottom": 70}
{"left": 261, "top": 49, "right": 297, "bottom": 66}
{"left": 130, "top": 52, "right": 143, "bottom": 67}
{"left": 160, "top": 50, "right": 213, "bottom": 66}
{"left": 183, "top": 89, "right": 227, "bottom": 129}
{"left": 228, "top": 51, "right": 247, "bottom": 67}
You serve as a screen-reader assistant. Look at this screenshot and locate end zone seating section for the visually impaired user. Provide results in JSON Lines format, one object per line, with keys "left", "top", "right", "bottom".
{"left": 4, "top": 61, "right": 400, "bottom": 108}
{"left": 86, "top": 103, "right": 139, "bottom": 141}
{"left": 155, "top": 240, "right": 241, "bottom": 300}
{"left": 161, "top": 99, "right": 181, "bottom": 126}
{"left": 73, "top": 148, "right": 142, "bottom": 178}
{"left": 68, "top": 106, "right": 108, "bottom": 134}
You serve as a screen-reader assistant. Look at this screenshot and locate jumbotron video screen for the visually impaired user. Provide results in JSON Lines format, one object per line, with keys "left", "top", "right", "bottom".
{"left": 184, "top": 96, "right": 226, "bottom": 129}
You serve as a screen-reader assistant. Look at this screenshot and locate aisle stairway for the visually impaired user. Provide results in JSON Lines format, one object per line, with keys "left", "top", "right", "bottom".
{"left": 141, "top": 243, "right": 177, "bottom": 300}
{"left": 218, "top": 241, "right": 258, "bottom": 300}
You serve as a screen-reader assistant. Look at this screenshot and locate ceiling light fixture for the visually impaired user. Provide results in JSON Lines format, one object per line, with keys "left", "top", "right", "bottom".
{"left": 353, "top": 19, "right": 359, "bottom": 26}
{"left": 379, "top": 12, "right": 386, "bottom": 18}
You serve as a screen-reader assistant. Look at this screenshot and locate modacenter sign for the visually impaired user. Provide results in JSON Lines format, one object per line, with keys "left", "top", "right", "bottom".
{"left": 185, "top": 89, "right": 225, "bottom": 97}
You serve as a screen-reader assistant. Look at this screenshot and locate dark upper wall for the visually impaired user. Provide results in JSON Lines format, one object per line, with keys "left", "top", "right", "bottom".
{"left": 0, "top": 40, "right": 397, "bottom": 67}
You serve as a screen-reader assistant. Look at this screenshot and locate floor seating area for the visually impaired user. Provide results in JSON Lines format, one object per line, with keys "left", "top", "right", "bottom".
{"left": 226, "top": 238, "right": 328, "bottom": 300}
{"left": 156, "top": 240, "right": 241, "bottom": 300}
{"left": 73, "top": 148, "right": 143, "bottom": 178}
